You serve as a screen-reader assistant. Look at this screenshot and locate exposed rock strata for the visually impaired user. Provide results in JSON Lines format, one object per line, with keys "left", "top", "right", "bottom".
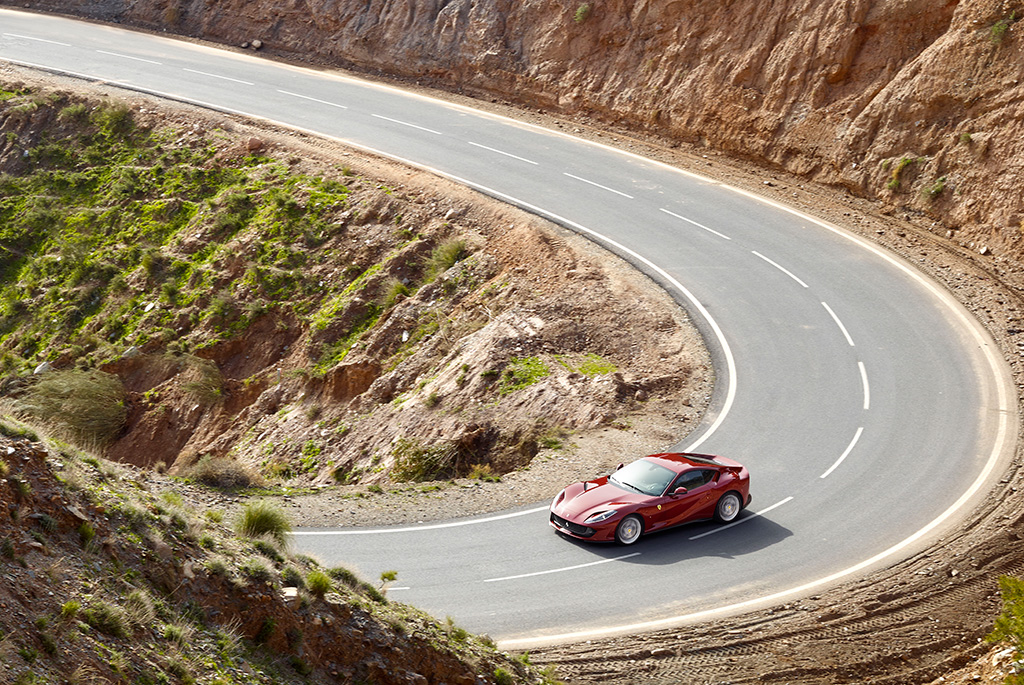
{"left": 20, "top": 0, "right": 1024, "bottom": 258}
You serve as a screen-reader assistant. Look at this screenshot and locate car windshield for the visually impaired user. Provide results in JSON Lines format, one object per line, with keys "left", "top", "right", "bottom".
{"left": 609, "top": 459, "right": 676, "bottom": 497}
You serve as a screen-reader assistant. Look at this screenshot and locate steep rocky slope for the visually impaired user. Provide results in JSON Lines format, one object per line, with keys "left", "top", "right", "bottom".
{"left": 0, "top": 75, "right": 706, "bottom": 490}
{"left": 0, "top": 425, "right": 557, "bottom": 684}
{"left": 20, "top": 0, "right": 1024, "bottom": 260}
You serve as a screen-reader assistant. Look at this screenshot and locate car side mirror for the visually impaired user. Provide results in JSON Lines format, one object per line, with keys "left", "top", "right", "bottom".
{"left": 672, "top": 486, "right": 687, "bottom": 496}
{"left": 615, "top": 463, "right": 624, "bottom": 471}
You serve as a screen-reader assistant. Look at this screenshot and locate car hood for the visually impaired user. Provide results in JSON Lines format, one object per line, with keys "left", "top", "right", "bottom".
{"left": 555, "top": 476, "right": 647, "bottom": 518}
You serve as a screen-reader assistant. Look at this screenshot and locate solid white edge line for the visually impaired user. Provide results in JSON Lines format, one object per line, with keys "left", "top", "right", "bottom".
{"left": 563, "top": 172, "right": 635, "bottom": 199}
{"left": 859, "top": 361, "right": 870, "bottom": 410}
{"left": 468, "top": 141, "right": 538, "bottom": 165}
{"left": 182, "top": 67, "right": 254, "bottom": 85}
{"left": 659, "top": 208, "right": 731, "bottom": 240}
{"left": 371, "top": 113, "right": 443, "bottom": 135}
{"left": 821, "top": 301, "right": 855, "bottom": 346}
{"left": 290, "top": 505, "right": 548, "bottom": 535}
{"left": 483, "top": 552, "right": 641, "bottom": 583}
{"left": 751, "top": 250, "right": 809, "bottom": 288}
{"left": 2, "top": 32, "right": 71, "bottom": 47}
{"left": 95, "top": 49, "right": 162, "bottom": 65}
{"left": 820, "top": 427, "right": 864, "bottom": 479}
{"left": 277, "top": 89, "right": 348, "bottom": 109}
{"left": 688, "top": 496, "right": 793, "bottom": 540}
{"left": 4, "top": 42, "right": 1013, "bottom": 652}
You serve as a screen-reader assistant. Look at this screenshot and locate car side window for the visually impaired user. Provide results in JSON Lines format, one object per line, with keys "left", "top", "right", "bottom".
{"left": 672, "top": 469, "right": 717, "bottom": 492}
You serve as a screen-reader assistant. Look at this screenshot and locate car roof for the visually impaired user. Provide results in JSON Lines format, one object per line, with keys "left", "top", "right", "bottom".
{"left": 642, "top": 452, "right": 723, "bottom": 472}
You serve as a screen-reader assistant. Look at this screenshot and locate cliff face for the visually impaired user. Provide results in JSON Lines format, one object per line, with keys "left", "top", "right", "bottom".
{"left": 20, "top": 0, "right": 1024, "bottom": 255}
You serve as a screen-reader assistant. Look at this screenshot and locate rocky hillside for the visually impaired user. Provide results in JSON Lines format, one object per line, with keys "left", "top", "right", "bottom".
{"left": 0, "top": 78, "right": 706, "bottom": 487}
{"left": 24, "top": 0, "right": 1024, "bottom": 261}
{"left": 0, "top": 424, "right": 556, "bottom": 683}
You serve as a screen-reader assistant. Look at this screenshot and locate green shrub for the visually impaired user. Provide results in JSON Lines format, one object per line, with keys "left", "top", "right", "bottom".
{"left": 77, "top": 522, "right": 95, "bottom": 547}
{"left": 61, "top": 600, "right": 81, "bottom": 620}
{"left": 240, "top": 557, "right": 273, "bottom": 582}
{"left": 468, "top": 463, "right": 499, "bottom": 482}
{"left": 236, "top": 501, "right": 291, "bottom": 545}
{"left": 424, "top": 238, "right": 467, "bottom": 281}
{"left": 181, "top": 357, "right": 223, "bottom": 407}
{"left": 306, "top": 569, "right": 333, "bottom": 598}
{"left": 205, "top": 557, "right": 230, "bottom": 576}
{"left": 991, "top": 12, "right": 1016, "bottom": 43}
{"left": 574, "top": 2, "right": 592, "bottom": 23}
{"left": 254, "top": 617, "right": 276, "bottom": 645}
{"left": 989, "top": 575, "right": 1024, "bottom": 670}
{"left": 252, "top": 539, "right": 284, "bottom": 563}
{"left": 281, "top": 566, "right": 304, "bottom": 588}
{"left": 124, "top": 589, "right": 155, "bottom": 629}
{"left": 922, "top": 176, "right": 947, "bottom": 200}
{"left": 327, "top": 566, "right": 360, "bottom": 589}
{"left": 494, "top": 667, "right": 515, "bottom": 685}
{"left": 383, "top": 277, "right": 410, "bottom": 308}
{"left": 82, "top": 601, "right": 128, "bottom": 638}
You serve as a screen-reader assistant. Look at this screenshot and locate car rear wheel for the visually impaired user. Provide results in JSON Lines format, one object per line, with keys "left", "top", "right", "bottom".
{"left": 714, "top": 492, "right": 742, "bottom": 523}
{"left": 615, "top": 514, "right": 643, "bottom": 545}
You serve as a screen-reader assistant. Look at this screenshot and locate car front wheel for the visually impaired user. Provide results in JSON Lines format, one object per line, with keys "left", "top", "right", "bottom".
{"left": 615, "top": 514, "right": 643, "bottom": 545}
{"left": 714, "top": 492, "right": 742, "bottom": 523}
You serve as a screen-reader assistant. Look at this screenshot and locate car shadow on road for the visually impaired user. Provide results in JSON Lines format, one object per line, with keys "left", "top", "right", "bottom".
{"left": 553, "top": 512, "right": 791, "bottom": 565}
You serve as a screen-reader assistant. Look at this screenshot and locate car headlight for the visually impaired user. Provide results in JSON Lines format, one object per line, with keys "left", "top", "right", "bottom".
{"left": 584, "top": 510, "right": 617, "bottom": 524}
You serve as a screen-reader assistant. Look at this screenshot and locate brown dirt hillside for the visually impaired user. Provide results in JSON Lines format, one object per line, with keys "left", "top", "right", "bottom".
{"left": 0, "top": 428, "right": 556, "bottom": 684}
{"left": 19, "top": 0, "right": 1024, "bottom": 262}
{"left": 0, "top": 69, "right": 708, "bottom": 494}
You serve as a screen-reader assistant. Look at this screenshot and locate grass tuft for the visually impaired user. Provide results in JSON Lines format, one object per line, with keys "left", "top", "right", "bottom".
{"left": 236, "top": 501, "right": 292, "bottom": 546}
{"left": 13, "top": 370, "right": 127, "bottom": 446}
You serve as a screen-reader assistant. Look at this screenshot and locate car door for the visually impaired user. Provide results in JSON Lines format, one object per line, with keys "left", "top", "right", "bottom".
{"left": 652, "top": 469, "right": 719, "bottom": 529}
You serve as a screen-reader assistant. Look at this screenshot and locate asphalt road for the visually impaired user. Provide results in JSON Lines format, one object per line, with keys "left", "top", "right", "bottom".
{"left": 0, "top": 8, "right": 1016, "bottom": 647}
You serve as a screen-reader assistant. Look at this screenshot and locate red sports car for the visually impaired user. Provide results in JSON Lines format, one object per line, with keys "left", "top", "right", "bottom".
{"left": 549, "top": 453, "right": 752, "bottom": 545}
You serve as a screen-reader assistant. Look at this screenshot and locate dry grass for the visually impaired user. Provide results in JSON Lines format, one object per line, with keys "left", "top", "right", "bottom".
{"left": 183, "top": 454, "right": 264, "bottom": 489}
{"left": 13, "top": 370, "right": 127, "bottom": 446}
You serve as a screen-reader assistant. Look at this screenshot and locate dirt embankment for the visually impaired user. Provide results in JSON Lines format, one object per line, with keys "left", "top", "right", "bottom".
{"left": 20, "top": 0, "right": 1024, "bottom": 260}
{"left": 0, "top": 75, "right": 708, "bottom": 488}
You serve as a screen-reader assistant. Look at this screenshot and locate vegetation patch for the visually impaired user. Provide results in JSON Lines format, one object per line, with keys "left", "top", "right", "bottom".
{"left": 555, "top": 352, "right": 616, "bottom": 376}
{"left": 392, "top": 438, "right": 461, "bottom": 482}
{"left": 11, "top": 369, "right": 126, "bottom": 446}
{"left": 499, "top": 356, "right": 551, "bottom": 394}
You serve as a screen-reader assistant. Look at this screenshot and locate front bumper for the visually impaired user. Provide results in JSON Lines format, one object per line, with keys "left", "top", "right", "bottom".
{"left": 550, "top": 512, "right": 596, "bottom": 538}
